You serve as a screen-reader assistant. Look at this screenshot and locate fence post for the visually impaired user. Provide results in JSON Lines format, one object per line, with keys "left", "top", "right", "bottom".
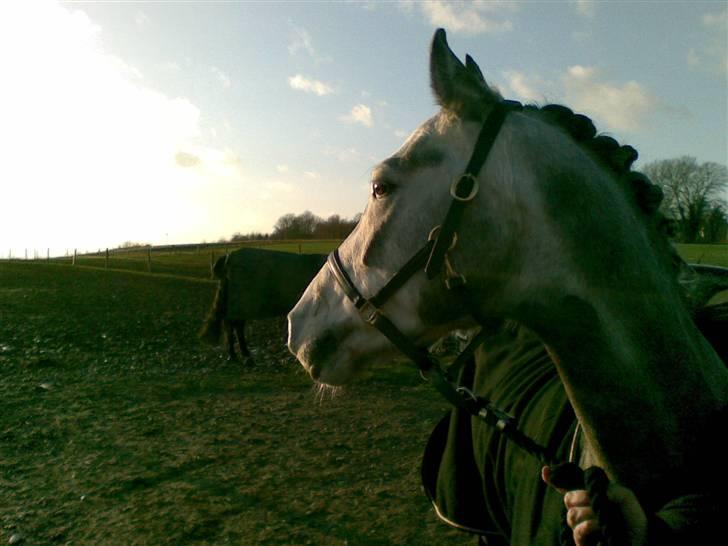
{"left": 210, "top": 251, "right": 215, "bottom": 278}
{"left": 47, "top": 248, "right": 50, "bottom": 261}
{"left": 105, "top": 248, "right": 109, "bottom": 269}
{"left": 72, "top": 249, "right": 77, "bottom": 266}
{"left": 298, "top": 243, "right": 302, "bottom": 254}
{"left": 147, "top": 246, "right": 152, "bottom": 273}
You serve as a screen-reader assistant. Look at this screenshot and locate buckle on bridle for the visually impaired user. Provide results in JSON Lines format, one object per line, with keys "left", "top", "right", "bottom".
{"left": 450, "top": 173, "right": 479, "bottom": 202}
{"left": 428, "top": 225, "right": 458, "bottom": 249}
{"left": 358, "top": 300, "right": 380, "bottom": 324}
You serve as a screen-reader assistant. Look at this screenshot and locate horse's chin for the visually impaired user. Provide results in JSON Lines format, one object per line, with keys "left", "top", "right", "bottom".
{"left": 304, "top": 346, "right": 395, "bottom": 387}
{"left": 310, "top": 360, "right": 355, "bottom": 387}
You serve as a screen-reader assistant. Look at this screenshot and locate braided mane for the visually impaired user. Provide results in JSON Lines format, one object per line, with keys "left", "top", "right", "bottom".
{"left": 518, "top": 102, "right": 685, "bottom": 278}
{"left": 526, "top": 103, "right": 664, "bottom": 218}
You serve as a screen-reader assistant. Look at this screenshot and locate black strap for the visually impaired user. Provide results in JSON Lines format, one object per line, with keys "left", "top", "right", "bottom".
{"left": 328, "top": 251, "right": 368, "bottom": 310}
{"left": 328, "top": 242, "right": 435, "bottom": 313}
{"left": 425, "top": 101, "right": 522, "bottom": 279}
{"left": 370, "top": 241, "right": 434, "bottom": 308}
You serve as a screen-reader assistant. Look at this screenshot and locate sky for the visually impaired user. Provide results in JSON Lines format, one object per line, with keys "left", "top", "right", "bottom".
{"left": 1, "top": 1, "right": 726, "bottom": 256}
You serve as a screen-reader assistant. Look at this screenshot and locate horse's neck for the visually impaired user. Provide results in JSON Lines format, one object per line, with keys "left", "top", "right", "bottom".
{"left": 536, "top": 283, "right": 728, "bottom": 503}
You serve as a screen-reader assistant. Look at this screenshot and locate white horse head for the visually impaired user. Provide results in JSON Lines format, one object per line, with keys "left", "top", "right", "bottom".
{"left": 289, "top": 29, "right": 728, "bottom": 501}
{"left": 288, "top": 28, "right": 668, "bottom": 386}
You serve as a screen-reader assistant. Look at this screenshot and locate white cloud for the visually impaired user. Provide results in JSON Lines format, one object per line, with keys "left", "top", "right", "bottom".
{"left": 562, "top": 65, "right": 656, "bottom": 132}
{"left": 288, "top": 25, "right": 315, "bottom": 56}
{"left": 573, "top": 0, "right": 596, "bottom": 18}
{"left": 288, "top": 24, "right": 331, "bottom": 63}
{"left": 692, "top": 8, "right": 728, "bottom": 74}
{"left": 276, "top": 164, "right": 290, "bottom": 173}
{"left": 162, "top": 61, "right": 181, "bottom": 73}
{"left": 211, "top": 66, "right": 231, "bottom": 88}
{"left": 340, "top": 104, "right": 373, "bottom": 127}
{"left": 502, "top": 70, "right": 543, "bottom": 102}
{"left": 304, "top": 171, "right": 320, "bottom": 180}
{"left": 135, "top": 10, "right": 150, "bottom": 30}
{"left": 703, "top": 8, "right": 727, "bottom": 28}
{"left": 687, "top": 48, "right": 701, "bottom": 68}
{"left": 267, "top": 181, "right": 294, "bottom": 193}
{"left": 415, "top": 0, "right": 515, "bottom": 34}
{"left": 288, "top": 74, "right": 334, "bottom": 96}
{"left": 324, "top": 146, "right": 361, "bottom": 162}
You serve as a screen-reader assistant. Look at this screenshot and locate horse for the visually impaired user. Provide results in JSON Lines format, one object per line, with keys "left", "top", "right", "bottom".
{"left": 199, "top": 247, "right": 326, "bottom": 362}
{"left": 288, "top": 28, "right": 728, "bottom": 544}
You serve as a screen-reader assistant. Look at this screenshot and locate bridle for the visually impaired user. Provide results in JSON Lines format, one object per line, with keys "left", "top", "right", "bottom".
{"left": 326, "top": 99, "right": 553, "bottom": 463}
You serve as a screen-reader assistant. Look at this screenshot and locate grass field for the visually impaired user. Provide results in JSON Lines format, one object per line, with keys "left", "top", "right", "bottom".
{"left": 0, "top": 262, "right": 471, "bottom": 546}
{"left": 14, "top": 242, "right": 728, "bottom": 280}
{"left": 674, "top": 243, "right": 728, "bottom": 267}
{"left": 46, "top": 241, "right": 342, "bottom": 280}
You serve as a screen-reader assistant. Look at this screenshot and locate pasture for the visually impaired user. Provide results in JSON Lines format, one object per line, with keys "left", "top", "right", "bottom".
{"left": 1, "top": 243, "right": 725, "bottom": 545}
{"left": 47, "top": 241, "right": 342, "bottom": 280}
{"left": 674, "top": 243, "right": 728, "bottom": 267}
{"left": 0, "top": 262, "right": 470, "bottom": 545}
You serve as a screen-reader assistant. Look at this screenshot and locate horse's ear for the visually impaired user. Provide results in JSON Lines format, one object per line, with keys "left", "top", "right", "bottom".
{"left": 465, "top": 54, "right": 486, "bottom": 86}
{"left": 430, "top": 29, "right": 498, "bottom": 119}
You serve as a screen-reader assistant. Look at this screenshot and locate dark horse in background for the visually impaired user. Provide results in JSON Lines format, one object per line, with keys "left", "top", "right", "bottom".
{"left": 199, "top": 248, "right": 325, "bottom": 362}
{"left": 288, "top": 28, "right": 728, "bottom": 546}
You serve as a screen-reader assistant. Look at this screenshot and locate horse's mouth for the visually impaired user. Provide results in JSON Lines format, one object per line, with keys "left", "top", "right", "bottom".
{"left": 308, "top": 363, "right": 321, "bottom": 381}
{"left": 304, "top": 359, "right": 355, "bottom": 387}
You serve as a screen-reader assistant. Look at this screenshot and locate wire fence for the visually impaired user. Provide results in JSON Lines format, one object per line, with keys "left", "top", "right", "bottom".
{"left": 2, "top": 240, "right": 342, "bottom": 280}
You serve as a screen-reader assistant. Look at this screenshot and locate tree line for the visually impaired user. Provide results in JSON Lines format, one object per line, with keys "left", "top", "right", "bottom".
{"left": 643, "top": 156, "right": 727, "bottom": 243}
{"left": 226, "top": 211, "right": 361, "bottom": 242}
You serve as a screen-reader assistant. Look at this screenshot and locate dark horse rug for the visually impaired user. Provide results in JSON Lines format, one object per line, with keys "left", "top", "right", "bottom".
{"left": 421, "top": 315, "right": 727, "bottom": 545}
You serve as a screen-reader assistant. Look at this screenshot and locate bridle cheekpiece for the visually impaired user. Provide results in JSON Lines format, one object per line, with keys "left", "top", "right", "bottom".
{"left": 326, "top": 99, "right": 551, "bottom": 463}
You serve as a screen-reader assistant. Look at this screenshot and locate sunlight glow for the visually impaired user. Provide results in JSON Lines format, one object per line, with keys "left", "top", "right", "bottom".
{"left": 0, "top": 2, "right": 252, "bottom": 254}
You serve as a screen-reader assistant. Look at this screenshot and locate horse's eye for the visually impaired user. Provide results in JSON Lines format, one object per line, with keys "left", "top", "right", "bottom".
{"left": 372, "top": 181, "right": 390, "bottom": 199}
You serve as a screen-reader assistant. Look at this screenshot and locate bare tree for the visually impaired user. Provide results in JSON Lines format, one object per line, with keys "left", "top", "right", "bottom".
{"left": 642, "top": 156, "right": 728, "bottom": 243}
{"left": 272, "top": 211, "right": 359, "bottom": 239}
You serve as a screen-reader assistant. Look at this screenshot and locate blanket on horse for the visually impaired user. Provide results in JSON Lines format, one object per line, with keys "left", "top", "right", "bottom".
{"left": 422, "top": 315, "right": 728, "bottom": 545}
{"left": 422, "top": 324, "right": 576, "bottom": 545}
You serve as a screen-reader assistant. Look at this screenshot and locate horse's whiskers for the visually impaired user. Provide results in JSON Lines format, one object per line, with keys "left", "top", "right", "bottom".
{"left": 311, "top": 381, "right": 341, "bottom": 404}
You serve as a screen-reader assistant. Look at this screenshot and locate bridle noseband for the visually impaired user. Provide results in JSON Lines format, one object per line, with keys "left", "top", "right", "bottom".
{"left": 326, "top": 100, "right": 552, "bottom": 463}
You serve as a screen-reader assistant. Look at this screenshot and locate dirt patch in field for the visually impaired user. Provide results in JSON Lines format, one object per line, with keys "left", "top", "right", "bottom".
{"left": 0, "top": 263, "right": 471, "bottom": 545}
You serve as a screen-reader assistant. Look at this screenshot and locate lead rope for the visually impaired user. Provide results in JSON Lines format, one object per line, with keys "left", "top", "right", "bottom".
{"left": 441, "top": 251, "right": 627, "bottom": 546}
{"left": 548, "top": 463, "right": 628, "bottom": 546}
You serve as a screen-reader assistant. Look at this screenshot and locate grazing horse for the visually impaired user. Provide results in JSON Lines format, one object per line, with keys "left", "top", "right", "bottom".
{"left": 288, "top": 29, "right": 728, "bottom": 544}
{"left": 199, "top": 247, "right": 325, "bottom": 362}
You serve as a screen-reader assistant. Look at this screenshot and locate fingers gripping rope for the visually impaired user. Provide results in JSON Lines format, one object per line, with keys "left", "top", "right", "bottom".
{"left": 550, "top": 463, "right": 628, "bottom": 546}
{"left": 584, "top": 467, "right": 629, "bottom": 546}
